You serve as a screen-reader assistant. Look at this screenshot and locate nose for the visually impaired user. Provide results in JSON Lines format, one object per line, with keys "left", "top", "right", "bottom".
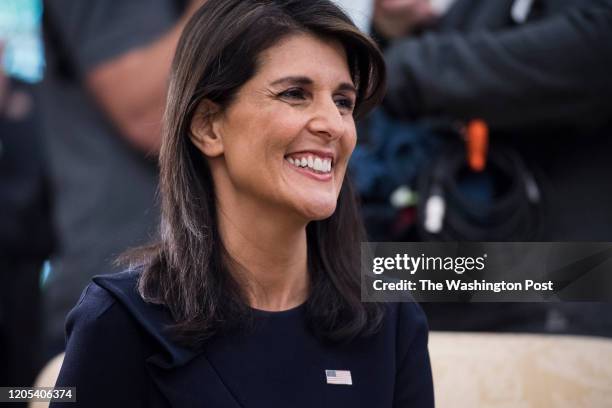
{"left": 307, "top": 97, "right": 346, "bottom": 141}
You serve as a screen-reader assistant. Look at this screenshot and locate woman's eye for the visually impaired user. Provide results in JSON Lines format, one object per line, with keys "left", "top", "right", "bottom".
{"left": 279, "top": 88, "right": 306, "bottom": 100}
{"left": 334, "top": 97, "right": 355, "bottom": 112}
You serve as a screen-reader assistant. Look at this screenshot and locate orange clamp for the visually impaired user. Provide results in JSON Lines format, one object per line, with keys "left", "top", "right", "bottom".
{"left": 466, "top": 119, "right": 489, "bottom": 172}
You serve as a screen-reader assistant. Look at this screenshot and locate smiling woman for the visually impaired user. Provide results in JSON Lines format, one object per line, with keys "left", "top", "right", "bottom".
{"left": 51, "top": 1, "right": 434, "bottom": 407}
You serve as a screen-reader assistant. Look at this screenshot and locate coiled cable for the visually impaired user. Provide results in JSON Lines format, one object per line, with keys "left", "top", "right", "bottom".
{"left": 417, "top": 140, "right": 545, "bottom": 241}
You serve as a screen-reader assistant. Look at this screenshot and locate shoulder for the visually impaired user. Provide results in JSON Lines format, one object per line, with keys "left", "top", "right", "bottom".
{"left": 64, "top": 270, "right": 150, "bottom": 349}
{"left": 44, "top": 0, "right": 181, "bottom": 73}
{"left": 380, "top": 302, "right": 430, "bottom": 361}
{"left": 364, "top": 302, "right": 429, "bottom": 361}
{"left": 64, "top": 269, "right": 197, "bottom": 368}
{"left": 67, "top": 269, "right": 138, "bottom": 321}
{"left": 383, "top": 301, "right": 429, "bottom": 337}
{"left": 65, "top": 268, "right": 173, "bottom": 353}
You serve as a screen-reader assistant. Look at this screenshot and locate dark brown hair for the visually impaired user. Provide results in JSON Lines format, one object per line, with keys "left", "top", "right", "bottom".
{"left": 130, "top": 0, "right": 387, "bottom": 347}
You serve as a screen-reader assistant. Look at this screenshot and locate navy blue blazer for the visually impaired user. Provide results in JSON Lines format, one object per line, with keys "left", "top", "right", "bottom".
{"left": 51, "top": 270, "right": 434, "bottom": 407}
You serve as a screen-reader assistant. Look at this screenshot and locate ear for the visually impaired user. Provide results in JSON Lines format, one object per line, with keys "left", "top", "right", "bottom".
{"left": 190, "top": 99, "right": 224, "bottom": 157}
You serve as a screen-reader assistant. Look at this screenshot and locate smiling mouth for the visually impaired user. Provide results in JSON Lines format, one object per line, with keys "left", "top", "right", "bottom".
{"left": 284, "top": 154, "right": 333, "bottom": 174}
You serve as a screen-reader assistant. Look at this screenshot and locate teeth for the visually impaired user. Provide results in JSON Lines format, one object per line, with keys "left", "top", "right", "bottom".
{"left": 286, "top": 155, "right": 333, "bottom": 174}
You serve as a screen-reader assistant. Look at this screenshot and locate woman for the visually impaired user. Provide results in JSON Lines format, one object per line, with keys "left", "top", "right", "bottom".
{"left": 52, "top": 0, "right": 434, "bottom": 406}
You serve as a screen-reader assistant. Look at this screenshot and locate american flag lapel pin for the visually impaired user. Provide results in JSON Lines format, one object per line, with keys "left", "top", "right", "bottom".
{"left": 325, "top": 369, "right": 353, "bottom": 385}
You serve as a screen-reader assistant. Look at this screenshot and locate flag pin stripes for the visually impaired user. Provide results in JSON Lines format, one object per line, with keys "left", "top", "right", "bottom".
{"left": 325, "top": 370, "right": 352, "bottom": 385}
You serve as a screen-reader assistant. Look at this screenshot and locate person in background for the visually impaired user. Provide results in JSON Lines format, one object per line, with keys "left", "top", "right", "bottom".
{"left": 372, "top": 0, "right": 612, "bottom": 335}
{"left": 40, "top": 0, "right": 206, "bottom": 356}
{"left": 0, "top": 55, "right": 52, "bottom": 391}
{"left": 0, "top": 0, "right": 52, "bottom": 393}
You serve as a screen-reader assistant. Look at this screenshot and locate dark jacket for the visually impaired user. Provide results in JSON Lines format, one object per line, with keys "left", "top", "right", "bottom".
{"left": 51, "top": 270, "right": 434, "bottom": 407}
{"left": 382, "top": 0, "right": 612, "bottom": 240}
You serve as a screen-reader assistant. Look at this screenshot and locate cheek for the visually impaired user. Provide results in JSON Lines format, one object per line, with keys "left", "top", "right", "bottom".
{"left": 222, "top": 109, "right": 282, "bottom": 156}
{"left": 339, "top": 125, "right": 357, "bottom": 169}
{"left": 248, "top": 107, "right": 308, "bottom": 153}
{"left": 221, "top": 114, "right": 301, "bottom": 184}
{"left": 343, "top": 118, "right": 357, "bottom": 151}
{"left": 270, "top": 108, "right": 311, "bottom": 138}
{"left": 346, "top": 131, "right": 357, "bottom": 155}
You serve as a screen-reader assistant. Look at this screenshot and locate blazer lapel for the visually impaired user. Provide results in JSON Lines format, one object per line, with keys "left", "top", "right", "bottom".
{"left": 146, "top": 352, "right": 245, "bottom": 408}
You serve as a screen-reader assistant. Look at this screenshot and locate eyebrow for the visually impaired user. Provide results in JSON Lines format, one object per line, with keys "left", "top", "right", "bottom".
{"left": 269, "top": 76, "right": 357, "bottom": 95}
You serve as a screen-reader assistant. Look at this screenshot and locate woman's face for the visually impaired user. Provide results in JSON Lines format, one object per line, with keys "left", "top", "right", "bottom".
{"left": 202, "top": 33, "right": 357, "bottom": 222}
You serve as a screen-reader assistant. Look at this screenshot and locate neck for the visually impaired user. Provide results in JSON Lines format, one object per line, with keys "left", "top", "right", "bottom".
{"left": 217, "top": 198, "right": 310, "bottom": 312}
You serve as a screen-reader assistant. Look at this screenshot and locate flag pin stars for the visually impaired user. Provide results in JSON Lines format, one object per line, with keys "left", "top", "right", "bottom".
{"left": 325, "top": 369, "right": 352, "bottom": 385}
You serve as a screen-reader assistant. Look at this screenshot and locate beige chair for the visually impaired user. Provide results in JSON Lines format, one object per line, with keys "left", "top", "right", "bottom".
{"left": 29, "top": 353, "right": 64, "bottom": 408}
{"left": 429, "top": 332, "right": 612, "bottom": 408}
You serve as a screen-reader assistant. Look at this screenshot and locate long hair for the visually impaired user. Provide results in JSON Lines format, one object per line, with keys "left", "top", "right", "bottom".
{"left": 128, "top": 0, "right": 387, "bottom": 348}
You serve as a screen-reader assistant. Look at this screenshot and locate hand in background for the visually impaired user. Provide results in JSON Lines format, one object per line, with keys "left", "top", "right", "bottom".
{"left": 373, "top": 0, "right": 438, "bottom": 39}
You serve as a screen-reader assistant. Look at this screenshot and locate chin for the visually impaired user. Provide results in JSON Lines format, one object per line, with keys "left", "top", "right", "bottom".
{"left": 299, "top": 201, "right": 338, "bottom": 221}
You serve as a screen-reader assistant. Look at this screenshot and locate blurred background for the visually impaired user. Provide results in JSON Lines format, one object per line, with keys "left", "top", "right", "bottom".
{"left": 1, "top": 0, "right": 611, "bottom": 406}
